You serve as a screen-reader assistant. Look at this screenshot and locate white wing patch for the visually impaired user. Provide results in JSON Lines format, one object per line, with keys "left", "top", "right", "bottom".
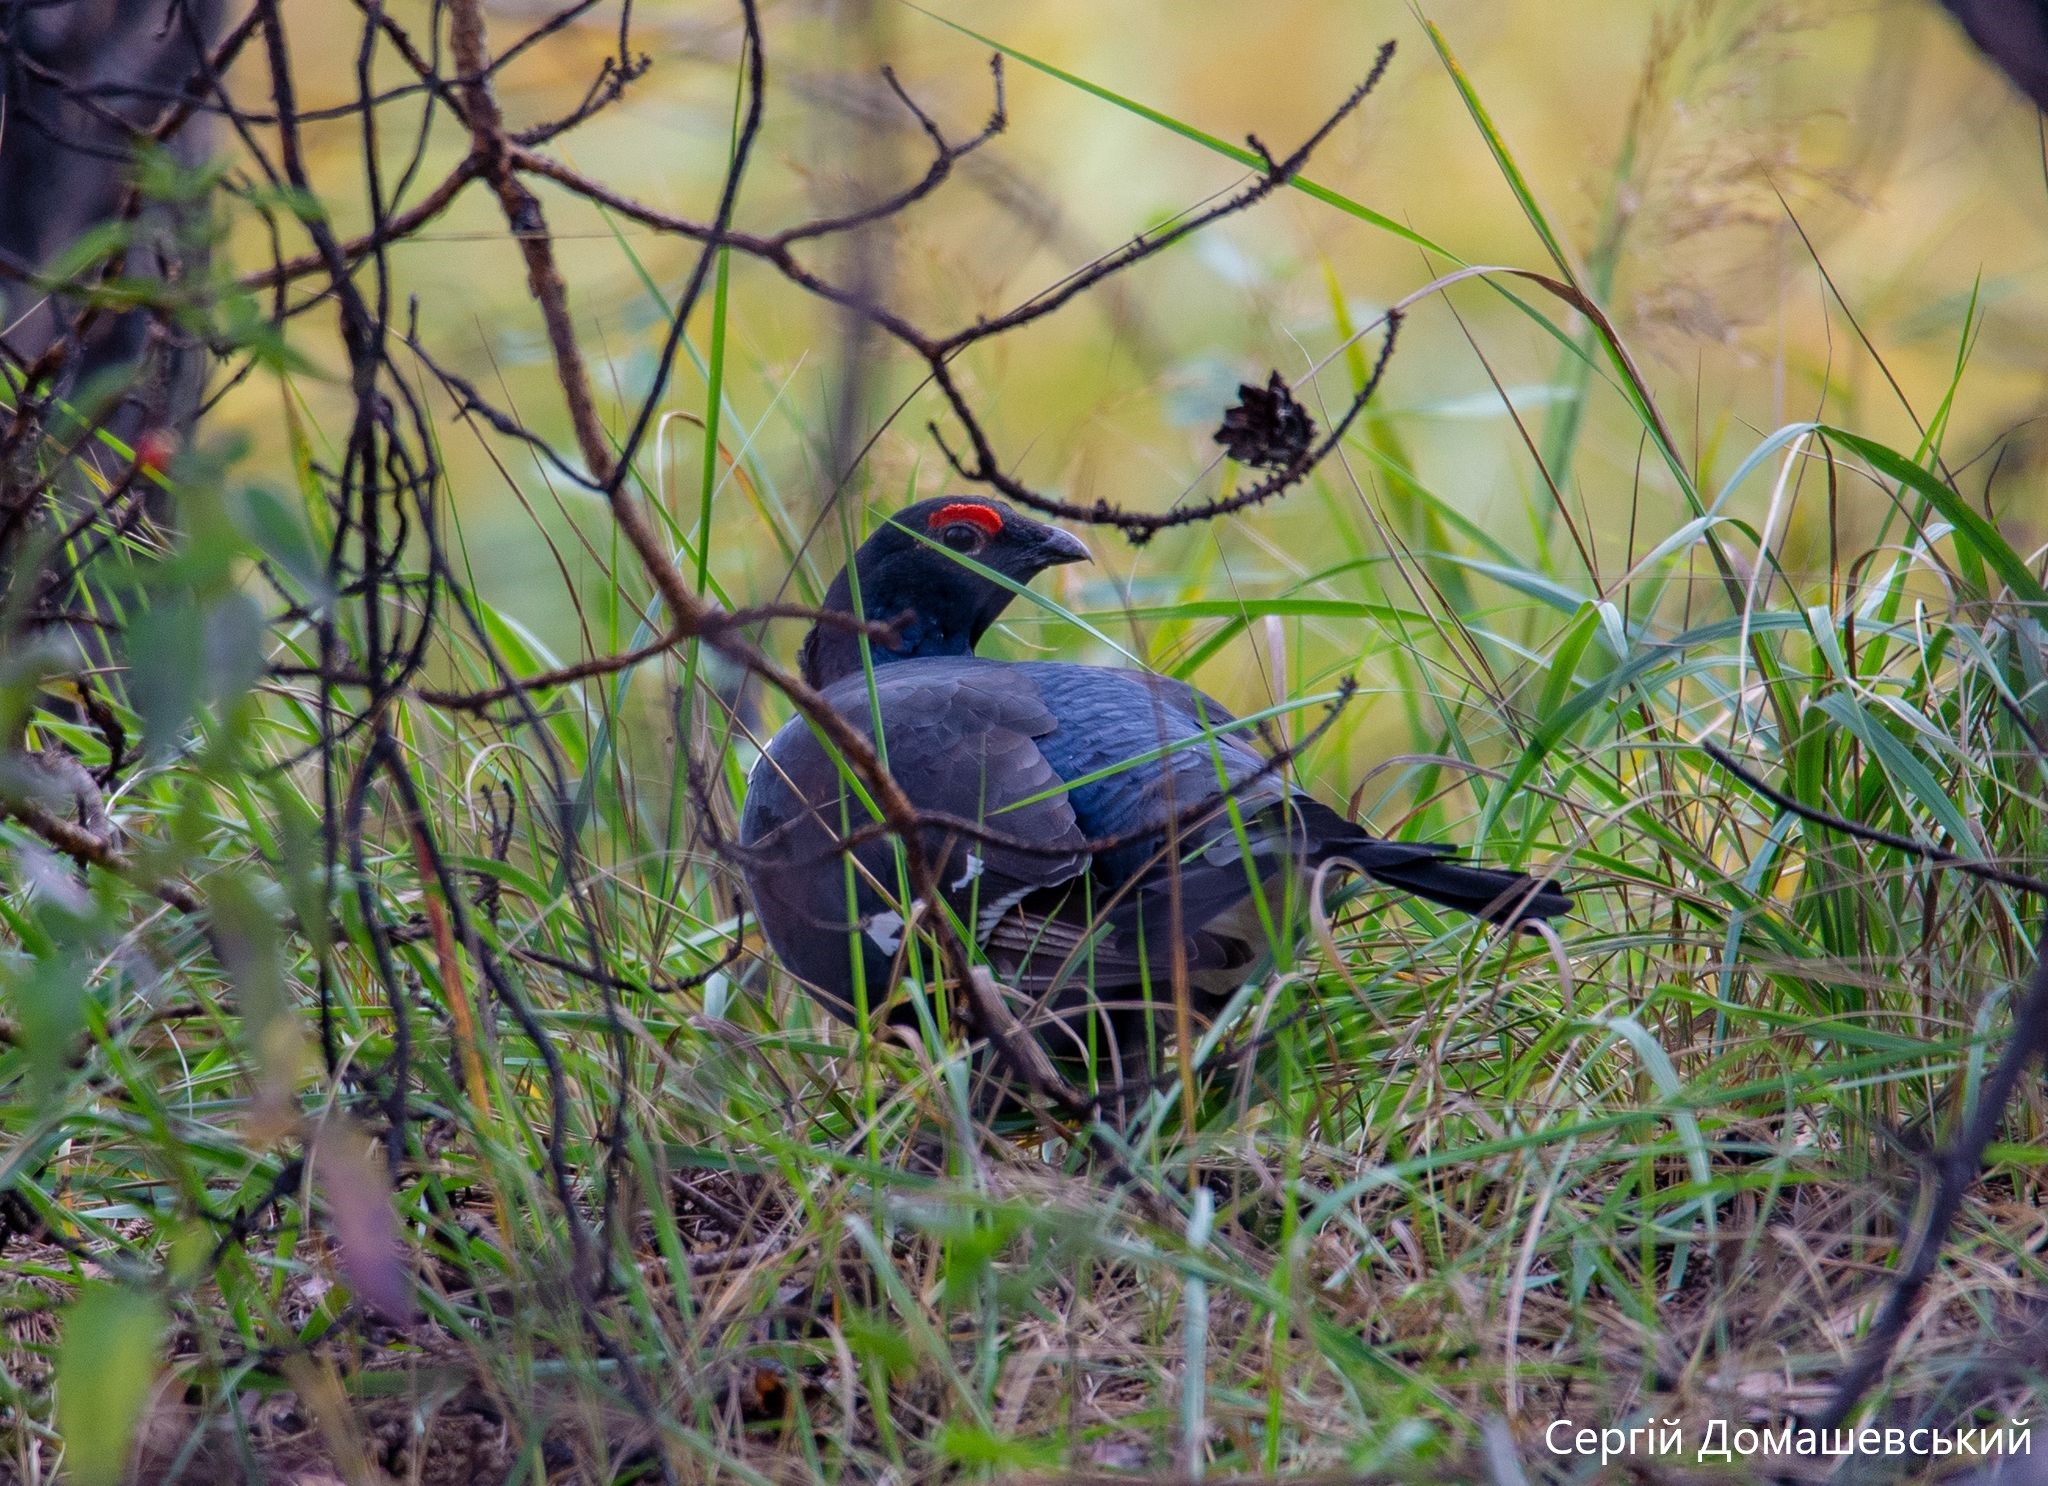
{"left": 950, "top": 853, "right": 985, "bottom": 891}
{"left": 973, "top": 885, "right": 1035, "bottom": 940}
{"left": 864, "top": 911, "right": 905, "bottom": 955}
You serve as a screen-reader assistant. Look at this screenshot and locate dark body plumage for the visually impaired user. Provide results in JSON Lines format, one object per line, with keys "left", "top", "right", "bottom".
{"left": 739, "top": 497, "right": 1570, "bottom": 1075}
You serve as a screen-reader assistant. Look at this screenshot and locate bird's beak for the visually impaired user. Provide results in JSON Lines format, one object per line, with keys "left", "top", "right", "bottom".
{"left": 1038, "top": 524, "right": 1091, "bottom": 566}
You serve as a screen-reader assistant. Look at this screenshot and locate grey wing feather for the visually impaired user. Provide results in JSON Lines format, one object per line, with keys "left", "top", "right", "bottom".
{"left": 738, "top": 665, "right": 1090, "bottom": 1019}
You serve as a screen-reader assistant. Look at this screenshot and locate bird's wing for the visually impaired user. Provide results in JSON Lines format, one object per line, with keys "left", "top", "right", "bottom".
{"left": 738, "top": 662, "right": 1092, "bottom": 1019}
{"left": 956, "top": 663, "right": 1300, "bottom": 1038}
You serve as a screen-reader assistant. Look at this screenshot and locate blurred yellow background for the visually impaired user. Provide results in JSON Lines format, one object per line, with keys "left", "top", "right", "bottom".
{"left": 221, "top": 0, "right": 2048, "bottom": 754}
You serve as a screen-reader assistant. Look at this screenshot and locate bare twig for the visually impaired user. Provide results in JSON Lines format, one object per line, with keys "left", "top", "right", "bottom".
{"left": 1812, "top": 921, "right": 2048, "bottom": 1428}
{"left": 1702, "top": 740, "right": 2048, "bottom": 897}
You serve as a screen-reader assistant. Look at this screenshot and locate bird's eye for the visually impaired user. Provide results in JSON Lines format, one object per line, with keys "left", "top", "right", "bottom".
{"left": 940, "top": 521, "right": 985, "bottom": 552}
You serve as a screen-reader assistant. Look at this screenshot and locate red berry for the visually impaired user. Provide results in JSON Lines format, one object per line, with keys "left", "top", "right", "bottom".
{"left": 135, "top": 428, "right": 177, "bottom": 476}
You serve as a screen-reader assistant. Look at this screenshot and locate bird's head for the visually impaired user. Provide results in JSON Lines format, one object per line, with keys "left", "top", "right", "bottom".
{"left": 799, "top": 497, "right": 1090, "bottom": 688}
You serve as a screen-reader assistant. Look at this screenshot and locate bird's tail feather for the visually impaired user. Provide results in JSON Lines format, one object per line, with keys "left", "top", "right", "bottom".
{"left": 1343, "top": 844, "right": 1572, "bottom": 925}
{"left": 1289, "top": 797, "right": 1573, "bottom": 925}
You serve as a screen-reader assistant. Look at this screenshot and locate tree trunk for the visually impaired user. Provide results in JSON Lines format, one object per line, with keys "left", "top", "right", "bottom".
{"left": 1, "top": 0, "right": 224, "bottom": 460}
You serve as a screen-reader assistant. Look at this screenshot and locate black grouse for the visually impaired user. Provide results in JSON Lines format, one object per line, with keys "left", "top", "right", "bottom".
{"left": 739, "top": 497, "right": 1571, "bottom": 1078}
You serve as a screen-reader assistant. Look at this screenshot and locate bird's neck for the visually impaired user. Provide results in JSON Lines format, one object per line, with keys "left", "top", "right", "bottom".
{"left": 799, "top": 571, "right": 979, "bottom": 689}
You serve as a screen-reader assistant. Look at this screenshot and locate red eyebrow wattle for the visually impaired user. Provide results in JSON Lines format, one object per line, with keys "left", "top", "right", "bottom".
{"left": 928, "top": 501, "right": 1003, "bottom": 536}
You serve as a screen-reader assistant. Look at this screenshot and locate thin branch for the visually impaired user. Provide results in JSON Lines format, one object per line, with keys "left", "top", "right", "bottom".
{"left": 0, "top": 797, "right": 201, "bottom": 914}
{"left": 1811, "top": 921, "right": 2048, "bottom": 1428}
{"left": 1702, "top": 740, "right": 2048, "bottom": 897}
